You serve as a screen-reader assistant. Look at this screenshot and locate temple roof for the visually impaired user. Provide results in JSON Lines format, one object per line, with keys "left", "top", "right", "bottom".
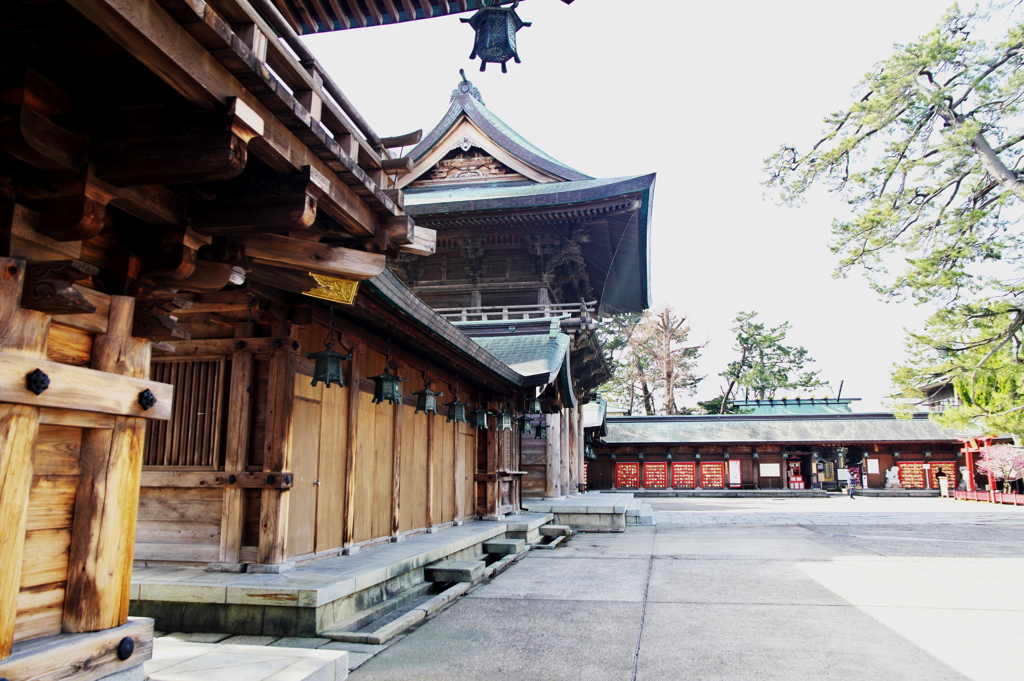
{"left": 602, "top": 413, "right": 970, "bottom": 445}
{"left": 275, "top": 1, "right": 554, "bottom": 35}
{"left": 405, "top": 76, "right": 591, "bottom": 183}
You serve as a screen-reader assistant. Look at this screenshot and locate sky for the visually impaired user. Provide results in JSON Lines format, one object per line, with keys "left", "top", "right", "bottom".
{"left": 302, "top": 0, "right": 964, "bottom": 411}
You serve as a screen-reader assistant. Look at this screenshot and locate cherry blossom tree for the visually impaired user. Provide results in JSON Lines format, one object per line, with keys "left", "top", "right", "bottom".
{"left": 976, "top": 444, "right": 1024, "bottom": 492}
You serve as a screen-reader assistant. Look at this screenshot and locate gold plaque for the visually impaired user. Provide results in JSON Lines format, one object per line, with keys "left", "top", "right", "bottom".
{"left": 303, "top": 273, "right": 359, "bottom": 305}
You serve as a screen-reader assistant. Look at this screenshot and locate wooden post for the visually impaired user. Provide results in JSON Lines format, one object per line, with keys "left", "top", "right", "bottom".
{"left": 390, "top": 374, "right": 403, "bottom": 540}
{"left": 0, "top": 258, "right": 48, "bottom": 659}
{"left": 452, "top": 419, "right": 463, "bottom": 522}
{"left": 257, "top": 325, "right": 295, "bottom": 565}
{"left": 342, "top": 342, "right": 363, "bottom": 547}
{"left": 65, "top": 295, "right": 151, "bottom": 632}
{"left": 220, "top": 322, "right": 254, "bottom": 563}
{"left": 560, "top": 408, "right": 570, "bottom": 496}
{"left": 545, "top": 414, "right": 559, "bottom": 498}
{"left": 425, "top": 412, "right": 435, "bottom": 528}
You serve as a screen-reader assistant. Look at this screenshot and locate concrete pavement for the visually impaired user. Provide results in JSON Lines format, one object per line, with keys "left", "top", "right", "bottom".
{"left": 350, "top": 496, "right": 1024, "bottom": 680}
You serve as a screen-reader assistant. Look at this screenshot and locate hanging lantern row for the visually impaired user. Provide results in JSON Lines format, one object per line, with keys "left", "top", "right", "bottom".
{"left": 308, "top": 305, "right": 351, "bottom": 389}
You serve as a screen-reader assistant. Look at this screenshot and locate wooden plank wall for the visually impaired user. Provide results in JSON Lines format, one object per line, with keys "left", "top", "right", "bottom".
{"left": 15, "top": 425, "right": 82, "bottom": 643}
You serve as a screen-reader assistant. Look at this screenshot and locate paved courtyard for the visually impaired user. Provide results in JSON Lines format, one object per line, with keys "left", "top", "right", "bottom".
{"left": 351, "top": 496, "right": 1024, "bottom": 680}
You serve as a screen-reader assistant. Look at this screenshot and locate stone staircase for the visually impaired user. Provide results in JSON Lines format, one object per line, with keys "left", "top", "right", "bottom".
{"left": 625, "top": 498, "right": 655, "bottom": 526}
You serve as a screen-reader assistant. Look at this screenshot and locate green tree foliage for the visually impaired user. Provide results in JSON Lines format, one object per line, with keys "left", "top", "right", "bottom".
{"left": 600, "top": 308, "right": 704, "bottom": 415}
{"left": 696, "top": 395, "right": 753, "bottom": 415}
{"left": 765, "top": 3, "right": 1024, "bottom": 435}
{"left": 720, "top": 311, "right": 826, "bottom": 404}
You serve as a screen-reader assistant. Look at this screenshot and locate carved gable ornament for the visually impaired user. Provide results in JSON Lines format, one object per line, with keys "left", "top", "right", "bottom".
{"left": 414, "top": 150, "right": 524, "bottom": 187}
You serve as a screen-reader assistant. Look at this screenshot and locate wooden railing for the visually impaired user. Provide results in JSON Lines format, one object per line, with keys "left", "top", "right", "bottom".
{"left": 434, "top": 300, "right": 597, "bottom": 323}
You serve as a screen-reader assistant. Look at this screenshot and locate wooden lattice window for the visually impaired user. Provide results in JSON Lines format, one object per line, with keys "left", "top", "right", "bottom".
{"left": 145, "top": 358, "right": 226, "bottom": 467}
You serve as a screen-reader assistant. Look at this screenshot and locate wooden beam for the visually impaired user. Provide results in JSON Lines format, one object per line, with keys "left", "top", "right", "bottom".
{"left": 0, "top": 259, "right": 48, "bottom": 660}
{"left": 67, "top": 0, "right": 381, "bottom": 237}
{"left": 0, "top": 72, "right": 89, "bottom": 173}
{"left": 380, "top": 157, "right": 413, "bottom": 174}
{"left": 157, "top": 336, "right": 298, "bottom": 357}
{"left": 240, "top": 233, "right": 386, "bottom": 280}
{"left": 0, "top": 618, "right": 152, "bottom": 681}
{"left": 143, "top": 470, "right": 293, "bottom": 489}
{"left": 64, "top": 297, "right": 154, "bottom": 632}
{"left": 0, "top": 352, "right": 172, "bottom": 420}
{"left": 380, "top": 130, "right": 422, "bottom": 149}
{"left": 384, "top": 215, "right": 415, "bottom": 246}
{"left": 97, "top": 132, "right": 248, "bottom": 187}
{"left": 192, "top": 193, "right": 317, "bottom": 236}
{"left": 342, "top": 342, "right": 362, "bottom": 548}
{"left": 399, "top": 226, "right": 437, "bottom": 256}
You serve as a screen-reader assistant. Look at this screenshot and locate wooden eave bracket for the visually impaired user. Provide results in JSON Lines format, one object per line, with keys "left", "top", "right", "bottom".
{"left": 154, "top": 336, "right": 300, "bottom": 356}
{"left": 133, "top": 294, "right": 193, "bottom": 342}
{"left": 239, "top": 233, "right": 386, "bottom": 280}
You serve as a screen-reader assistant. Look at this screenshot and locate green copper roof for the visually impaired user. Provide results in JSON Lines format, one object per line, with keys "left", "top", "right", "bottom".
{"left": 472, "top": 333, "right": 577, "bottom": 408}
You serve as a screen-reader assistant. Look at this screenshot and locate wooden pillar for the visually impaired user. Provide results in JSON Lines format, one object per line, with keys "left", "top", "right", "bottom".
{"left": 545, "top": 414, "right": 559, "bottom": 498}
{"left": 342, "top": 342, "right": 363, "bottom": 547}
{"left": 65, "top": 296, "right": 151, "bottom": 632}
{"left": 219, "top": 322, "right": 254, "bottom": 563}
{"left": 425, "top": 412, "right": 435, "bottom": 528}
{"left": 258, "top": 325, "right": 295, "bottom": 565}
{"left": 560, "top": 408, "right": 570, "bottom": 496}
{"left": 453, "top": 419, "right": 463, "bottom": 522}
{"left": 390, "top": 377, "right": 403, "bottom": 540}
{"left": 0, "top": 258, "right": 47, "bottom": 658}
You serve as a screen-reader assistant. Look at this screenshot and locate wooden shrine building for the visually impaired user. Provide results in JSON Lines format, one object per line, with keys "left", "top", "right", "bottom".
{"left": 590, "top": 413, "right": 975, "bottom": 492}
{"left": 0, "top": 1, "right": 584, "bottom": 678}
{"left": 391, "top": 75, "right": 656, "bottom": 499}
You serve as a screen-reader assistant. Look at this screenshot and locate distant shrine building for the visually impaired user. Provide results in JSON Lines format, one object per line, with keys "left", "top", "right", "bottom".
{"left": 589, "top": 398, "right": 990, "bottom": 492}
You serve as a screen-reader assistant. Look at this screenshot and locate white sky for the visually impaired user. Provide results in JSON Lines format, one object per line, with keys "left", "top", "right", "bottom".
{"left": 303, "top": 0, "right": 963, "bottom": 411}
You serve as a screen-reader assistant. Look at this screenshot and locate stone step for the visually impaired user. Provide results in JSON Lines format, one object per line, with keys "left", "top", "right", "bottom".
{"left": 323, "top": 582, "right": 470, "bottom": 646}
{"left": 483, "top": 538, "right": 526, "bottom": 555}
{"left": 319, "top": 583, "right": 433, "bottom": 635}
{"left": 539, "top": 525, "right": 573, "bottom": 537}
{"left": 146, "top": 640, "right": 347, "bottom": 681}
{"left": 424, "top": 560, "right": 486, "bottom": 583}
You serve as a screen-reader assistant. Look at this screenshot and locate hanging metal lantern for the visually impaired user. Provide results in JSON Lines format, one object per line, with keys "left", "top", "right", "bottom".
{"left": 584, "top": 443, "right": 595, "bottom": 460}
{"left": 517, "top": 414, "right": 533, "bottom": 436}
{"left": 497, "top": 407, "right": 514, "bottom": 432}
{"left": 524, "top": 396, "right": 543, "bottom": 414}
{"left": 444, "top": 398, "right": 470, "bottom": 423}
{"left": 368, "top": 366, "right": 407, "bottom": 405}
{"left": 534, "top": 419, "right": 548, "bottom": 439}
{"left": 413, "top": 379, "right": 444, "bottom": 415}
{"left": 461, "top": 0, "right": 532, "bottom": 73}
{"left": 469, "top": 405, "right": 491, "bottom": 430}
{"left": 307, "top": 306, "right": 351, "bottom": 388}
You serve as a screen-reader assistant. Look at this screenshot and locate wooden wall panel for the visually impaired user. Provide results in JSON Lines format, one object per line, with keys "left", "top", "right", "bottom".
{"left": 315, "top": 379, "right": 348, "bottom": 553}
{"left": 286, "top": 393, "right": 321, "bottom": 558}
{"left": 135, "top": 487, "right": 222, "bottom": 548}
{"left": 460, "top": 424, "right": 475, "bottom": 519}
{"left": 14, "top": 425, "right": 82, "bottom": 643}
{"left": 353, "top": 391, "right": 376, "bottom": 543}
{"left": 370, "top": 400, "right": 394, "bottom": 541}
{"left": 398, "top": 406, "right": 427, "bottom": 533}
{"left": 433, "top": 420, "right": 451, "bottom": 524}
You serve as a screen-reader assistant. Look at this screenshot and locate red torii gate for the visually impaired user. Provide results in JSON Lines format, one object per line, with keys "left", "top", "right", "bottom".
{"left": 957, "top": 437, "right": 997, "bottom": 495}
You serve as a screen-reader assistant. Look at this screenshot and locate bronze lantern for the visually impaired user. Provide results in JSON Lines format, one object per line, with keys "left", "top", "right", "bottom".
{"left": 413, "top": 380, "right": 444, "bottom": 415}
{"left": 524, "top": 396, "right": 543, "bottom": 414}
{"left": 369, "top": 366, "right": 407, "bottom": 405}
{"left": 307, "top": 306, "right": 351, "bottom": 388}
{"left": 497, "top": 406, "right": 514, "bottom": 432}
{"left": 461, "top": 0, "right": 532, "bottom": 73}
{"left": 517, "top": 414, "right": 533, "bottom": 436}
{"left": 444, "top": 398, "right": 470, "bottom": 423}
{"left": 534, "top": 419, "right": 548, "bottom": 439}
{"left": 468, "top": 405, "right": 491, "bottom": 430}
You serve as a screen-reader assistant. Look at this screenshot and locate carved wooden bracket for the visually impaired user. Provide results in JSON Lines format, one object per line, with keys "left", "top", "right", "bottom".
{"left": 0, "top": 68, "right": 88, "bottom": 173}
{"left": 21, "top": 260, "right": 99, "bottom": 315}
{"left": 132, "top": 294, "right": 193, "bottom": 341}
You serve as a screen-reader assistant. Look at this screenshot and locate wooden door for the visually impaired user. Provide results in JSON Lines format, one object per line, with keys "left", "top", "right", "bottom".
{"left": 287, "top": 395, "right": 322, "bottom": 558}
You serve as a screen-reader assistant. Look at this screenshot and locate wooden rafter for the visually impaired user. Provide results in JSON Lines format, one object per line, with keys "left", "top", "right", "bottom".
{"left": 344, "top": 0, "right": 366, "bottom": 27}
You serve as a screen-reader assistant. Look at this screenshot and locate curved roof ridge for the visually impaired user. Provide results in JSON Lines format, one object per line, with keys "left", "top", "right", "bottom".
{"left": 409, "top": 77, "right": 593, "bottom": 182}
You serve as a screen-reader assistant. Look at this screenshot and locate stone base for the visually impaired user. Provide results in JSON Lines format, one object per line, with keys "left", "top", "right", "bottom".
{"left": 146, "top": 640, "right": 347, "bottom": 681}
